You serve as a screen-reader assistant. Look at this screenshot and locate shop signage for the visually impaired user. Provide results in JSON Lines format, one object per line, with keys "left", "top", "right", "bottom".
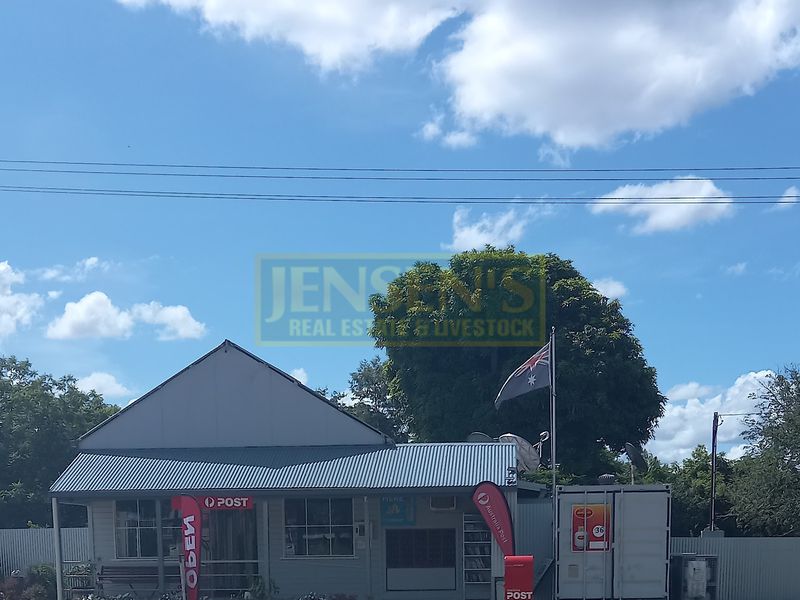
{"left": 171, "top": 495, "right": 202, "bottom": 600}
{"left": 380, "top": 496, "right": 415, "bottom": 525}
{"left": 472, "top": 481, "right": 515, "bottom": 556}
{"left": 571, "top": 503, "right": 611, "bottom": 552}
{"left": 199, "top": 496, "right": 254, "bottom": 510}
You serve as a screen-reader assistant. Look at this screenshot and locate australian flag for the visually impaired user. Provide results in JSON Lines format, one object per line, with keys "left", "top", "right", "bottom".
{"left": 494, "top": 342, "right": 551, "bottom": 408}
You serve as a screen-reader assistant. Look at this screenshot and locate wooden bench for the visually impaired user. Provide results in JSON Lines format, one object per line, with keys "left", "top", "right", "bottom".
{"left": 97, "top": 565, "right": 181, "bottom": 600}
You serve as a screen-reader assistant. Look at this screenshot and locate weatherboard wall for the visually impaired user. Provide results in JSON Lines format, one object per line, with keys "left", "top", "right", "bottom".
{"left": 78, "top": 341, "right": 387, "bottom": 450}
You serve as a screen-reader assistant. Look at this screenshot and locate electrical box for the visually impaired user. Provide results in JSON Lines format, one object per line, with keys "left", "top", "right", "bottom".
{"left": 556, "top": 484, "right": 671, "bottom": 599}
{"left": 669, "top": 554, "right": 718, "bottom": 600}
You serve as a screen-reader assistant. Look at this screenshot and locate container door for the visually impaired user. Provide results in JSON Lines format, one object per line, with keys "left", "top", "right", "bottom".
{"left": 556, "top": 491, "right": 613, "bottom": 599}
{"left": 612, "top": 491, "right": 669, "bottom": 599}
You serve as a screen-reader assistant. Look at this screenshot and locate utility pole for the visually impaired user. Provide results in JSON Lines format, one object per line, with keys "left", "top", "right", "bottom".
{"left": 709, "top": 411, "right": 719, "bottom": 531}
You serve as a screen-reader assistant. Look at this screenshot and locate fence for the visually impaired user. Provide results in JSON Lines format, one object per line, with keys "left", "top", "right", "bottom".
{"left": 0, "top": 528, "right": 90, "bottom": 577}
{"left": 672, "top": 536, "right": 800, "bottom": 600}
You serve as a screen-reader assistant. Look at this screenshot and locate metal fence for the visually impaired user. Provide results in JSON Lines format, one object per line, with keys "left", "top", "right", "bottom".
{"left": 672, "top": 536, "right": 800, "bottom": 600}
{"left": 0, "top": 528, "right": 90, "bottom": 577}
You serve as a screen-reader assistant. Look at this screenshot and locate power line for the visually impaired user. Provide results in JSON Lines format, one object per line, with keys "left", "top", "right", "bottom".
{"left": 3, "top": 165, "right": 800, "bottom": 182}
{"left": 2, "top": 158, "right": 800, "bottom": 173}
{"left": 0, "top": 184, "right": 796, "bottom": 205}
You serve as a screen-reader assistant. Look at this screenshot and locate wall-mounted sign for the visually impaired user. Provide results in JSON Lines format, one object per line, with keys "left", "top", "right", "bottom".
{"left": 199, "top": 496, "right": 254, "bottom": 510}
{"left": 571, "top": 503, "right": 611, "bottom": 552}
{"left": 381, "top": 496, "right": 415, "bottom": 526}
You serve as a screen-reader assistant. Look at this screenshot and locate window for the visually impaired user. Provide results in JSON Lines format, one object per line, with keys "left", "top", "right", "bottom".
{"left": 386, "top": 529, "right": 456, "bottom": 569}
{"left": 115, "top": 499, "right": 158, "bottom": 558}
{"left": 115, "top": 499, "right": 180, "bottom": 559}
{"left": 284, "top": 498, "right": 354, "bottom": 557}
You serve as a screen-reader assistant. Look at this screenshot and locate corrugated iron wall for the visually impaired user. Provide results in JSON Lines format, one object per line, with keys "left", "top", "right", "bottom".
{"left": 517, "top": 498, "right": 555, "bottom": 600}
{"left": 0, "top": 528, "right": 90, "bottom": 576}
{"left": 672, "top": 537, "right": 800, "bottom": 600}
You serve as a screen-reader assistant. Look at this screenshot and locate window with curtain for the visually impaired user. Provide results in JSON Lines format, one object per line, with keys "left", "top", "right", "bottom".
{"left": 284, "top": 498, "right": 354, "bottom": 557}
{"left": 115, "top": 499, "right": 182, "bottom": 559}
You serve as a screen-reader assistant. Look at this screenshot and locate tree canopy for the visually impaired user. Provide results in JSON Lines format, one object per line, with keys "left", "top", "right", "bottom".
{"left": 370, "top": 248, "right": 665, "bottom": 475}
{"left": 0, "top": 357, "right": 118, "bottom": 527}
{"left": 731, "top": 367, "right": 800, "bottom": 536}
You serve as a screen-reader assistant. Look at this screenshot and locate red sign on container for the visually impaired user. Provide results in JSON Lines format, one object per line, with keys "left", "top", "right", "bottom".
{"left": 571, "top": 503, "right": 611, "bottom": 552}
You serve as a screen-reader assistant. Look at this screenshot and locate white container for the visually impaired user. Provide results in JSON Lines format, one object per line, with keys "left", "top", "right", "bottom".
{"left": 556, "top": 484, "right": 671, "bottom": 599}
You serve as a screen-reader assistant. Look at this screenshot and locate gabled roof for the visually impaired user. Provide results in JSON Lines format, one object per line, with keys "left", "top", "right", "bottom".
{"left": 79, "top": 340, "right": 391, "bottom": 449}
{"left": 50, "top": 443, "right": 517, "bottom": 496}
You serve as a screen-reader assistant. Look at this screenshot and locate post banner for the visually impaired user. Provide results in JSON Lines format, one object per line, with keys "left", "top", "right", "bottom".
{"left": 472, "top": 481, "right": 515, "bottom": 556}
{"left": 172, "top": 495, "right": 202, "bottom": 600}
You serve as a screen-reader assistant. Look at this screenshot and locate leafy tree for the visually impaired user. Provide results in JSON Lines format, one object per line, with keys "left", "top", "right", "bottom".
{"left": 317, "top": 358, "right": 409, "bottom": 442}
{"left": 370, "top": 248, "right": 665, "bottom": 475}
{"left": 0, "top": 357, "right": 118, "bottom": 527}
{"left": 731, "top": 367, "right": 800, "bottom": 536}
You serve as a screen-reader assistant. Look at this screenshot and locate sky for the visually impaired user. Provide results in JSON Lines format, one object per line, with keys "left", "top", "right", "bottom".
{"left": 1, "top": 0, "right": 799, "bottom": 463}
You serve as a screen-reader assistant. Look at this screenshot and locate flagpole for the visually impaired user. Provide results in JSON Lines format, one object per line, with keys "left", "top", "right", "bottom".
{"left": 549, "top": 326, "right": 557, "bottom": 578}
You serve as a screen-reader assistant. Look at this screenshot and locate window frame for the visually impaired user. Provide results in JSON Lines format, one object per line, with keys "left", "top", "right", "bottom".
{"left": 113, "top": 499, "right": 160, "bottom": 560}
{"left": 281, "top": 497, "right": 356, "bottom": 559}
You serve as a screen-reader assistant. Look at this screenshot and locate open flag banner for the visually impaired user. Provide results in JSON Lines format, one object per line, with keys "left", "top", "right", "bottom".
{"left": 472, "top": 481, "right": 515, "bottom": 556}
{"left": 172, "top": 495, "right": 202, "bottom": 600}
{"left": 494, "top": 341, "right": 551, "bottom": 408}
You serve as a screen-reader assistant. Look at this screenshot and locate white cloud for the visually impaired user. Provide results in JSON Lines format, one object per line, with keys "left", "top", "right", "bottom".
{"left": 768, "top": 185, "right": 799, "bottom": 211}
{"left": 47, "top": 292, "right": 135, "bottom": 339}
{"left": 0, "top": 261, "right": 43, "bottom": 339}
{"left": 121, "top": 1, "right": 800, "bottom": 148}
{"left": 290, "top": 368, "right": 309, "bottom": 385}
{"left": 591, "top": 177, "right": 733, "bottom": 233}
{"left": 118, "top": 0, "right": 461, "bottom": 71}
{"left": 666, "top": 381, "right": 715, "bottom": 402}
{"left": 649, "top": 370, "right": 771, "bottom": 462}
{"left": 592, "top": 277, "right": 628, "bottom": 299}
{"left": 725, "top": 262, "right": 747, "bottom": 276}
{"left": 131, "top": 302, "right": 207, "bottom": 340}
{"left": 76, "top": 372, "right": 132, "bottom": 399}
{"left": 537, "top": 144, "right": 571, "bottom": 168}
{"left": 442, "top": 1, "right": 800, "bottom": 148}
{"left": 442, "top": 130, "right": 477, "bottom": 149}
{"left": 47, "top": 292, "right": 206, "bottom": 341}
{"left": 37, "top": 256, "right": 111, "bottom": 283}
{"left": 443, "top": 206, "right": 537, "bottom": 251}
{"left": 47, "top": 290, "right": 63, "bottom": 300}
{"left": 419, "top": 113, "right": 444, "bottom": 141}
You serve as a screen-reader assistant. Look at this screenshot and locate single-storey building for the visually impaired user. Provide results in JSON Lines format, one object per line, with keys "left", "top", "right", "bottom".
{"left": 51, "top": 340, "right": 539, "bottom": 600}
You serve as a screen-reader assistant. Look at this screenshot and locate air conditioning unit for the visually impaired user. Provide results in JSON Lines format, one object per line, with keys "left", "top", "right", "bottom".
{"left": 430, "top": 495, "right": 456, "bottom": 511}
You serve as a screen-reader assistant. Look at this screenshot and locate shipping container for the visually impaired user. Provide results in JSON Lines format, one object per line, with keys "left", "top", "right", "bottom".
{"left": 556, "top": 484, "right": 671, "bottom": 600}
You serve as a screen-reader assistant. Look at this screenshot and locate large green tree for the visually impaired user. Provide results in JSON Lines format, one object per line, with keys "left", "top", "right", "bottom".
{"left": 370, "top": 248, "right": 665, "bottom": 475}
{"left": 731, "top": 367, "right": 800, "bottom": 536}
{"left": 0, "top": 357, "right": 118, "bottom": 527}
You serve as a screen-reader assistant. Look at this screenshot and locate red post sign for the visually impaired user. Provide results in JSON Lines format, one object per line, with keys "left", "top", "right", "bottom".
{"left": 504, "top": 555, "right": 534, "bottom": 600}
{"left": 199, "top": 496, "right": 253, "bottom": 510}
{"left": 172, "top": 496, "right": 202, "bottom": 600}
{"left": 472, "top": 481, "right": 515, "bottom": 556}
{"left": 571, "top": 503, "right": 611, "bottom": 552}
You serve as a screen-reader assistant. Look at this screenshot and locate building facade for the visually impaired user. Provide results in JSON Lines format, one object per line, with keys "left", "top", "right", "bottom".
{"left": 51, "top": 340, "right": 520, "bottom": 600}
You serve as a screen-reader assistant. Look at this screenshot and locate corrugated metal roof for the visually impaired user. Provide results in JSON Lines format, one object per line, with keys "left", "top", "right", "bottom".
{"left": 51, "top": 443, "right": 516, "bottom": 496}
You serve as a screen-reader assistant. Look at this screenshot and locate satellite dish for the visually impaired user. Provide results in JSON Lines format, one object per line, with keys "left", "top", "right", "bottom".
{"left": 624, "top": 442, "right": 649, "bottom": 483}
{"left": 466, "top": 432, "right": 496, "bottom": 443}
{"left": 499, "top": 433, "right": 541, "bottom": 472}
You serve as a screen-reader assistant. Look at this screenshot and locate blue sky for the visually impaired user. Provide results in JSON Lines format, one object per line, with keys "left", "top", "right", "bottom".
{"left": 1, "top": 0, "right": 799, "bottom": 462}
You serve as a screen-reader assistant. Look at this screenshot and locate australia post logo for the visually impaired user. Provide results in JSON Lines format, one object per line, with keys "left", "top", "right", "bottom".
{"left": 201, "top": 496, "right": 252, "bottom": 510}
{"left": 506, "top": 592, "right": 533, "bottom": 600}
